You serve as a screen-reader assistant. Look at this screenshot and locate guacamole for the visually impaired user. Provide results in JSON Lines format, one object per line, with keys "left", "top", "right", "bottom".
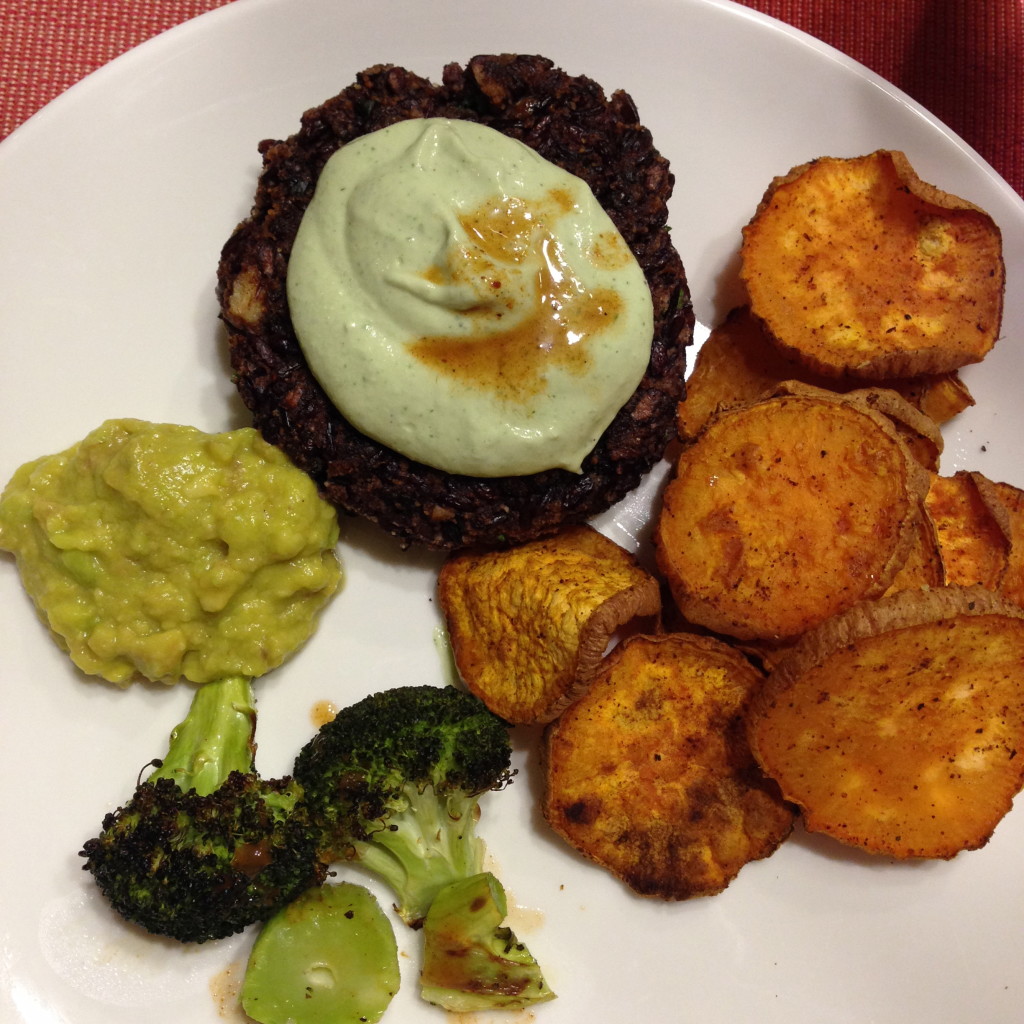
{"left": 0, "top": 419, "right": 342, "bottom": 686}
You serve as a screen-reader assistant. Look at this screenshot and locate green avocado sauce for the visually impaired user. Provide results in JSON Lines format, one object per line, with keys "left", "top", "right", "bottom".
{"left": 0, "top": 418, "right": 341, "bottom": 686}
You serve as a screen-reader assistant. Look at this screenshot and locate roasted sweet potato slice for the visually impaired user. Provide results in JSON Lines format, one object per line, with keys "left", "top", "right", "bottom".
{"left": 438, "top": 524, "right": 660, "bottom": 724}
{"left": 844, "top": 386, "right": 943, "bottom": 472}
{"left": 925, "top": 471, "right": 1009, "bottom": 589}
{"left": 976, "top": 477, "right": 1024, "bottom": 608}
{"left": 740, "top": 150, "right": 1004, "bottom": 379}
{"left": 544, "top": 633, "right": 794, "bottom": 899}
{"left": 747, "top": 586, "right": 1024, "bottom": 859}
{"left": 884, "top": 503, "right": 945, "bottom": 594}
{"left": 678, "top": 305, "right": 972, "bottom": 440}
{"left": 745, "top": 500, "right": 943, "bottom": 688}
{"left": 905, "top": 372, "right": 975, "bottom": 425}
{"left": 655, "top": 385, "right": 930, "bottom": 642}
{"left": 678, "top": 306, "right": 806, "bottom": 439}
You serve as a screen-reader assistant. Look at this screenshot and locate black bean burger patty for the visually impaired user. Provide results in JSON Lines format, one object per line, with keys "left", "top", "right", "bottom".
{"left": 217, "top": 54, "right": 693, "bottom": 550}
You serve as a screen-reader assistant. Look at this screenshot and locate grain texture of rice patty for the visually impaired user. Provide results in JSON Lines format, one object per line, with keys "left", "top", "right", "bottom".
{"left": 216, "top": 54, "right": 693, "bottom": 550}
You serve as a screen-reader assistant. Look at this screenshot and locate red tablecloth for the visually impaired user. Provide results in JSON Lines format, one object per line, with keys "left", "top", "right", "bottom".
{"left": 1, "top": 0, "right": 1022, "bottom": 197}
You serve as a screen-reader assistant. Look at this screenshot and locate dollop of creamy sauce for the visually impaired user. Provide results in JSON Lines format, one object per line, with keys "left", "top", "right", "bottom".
{"left": 287, "top": 118, "right": 654, "bottom": 477}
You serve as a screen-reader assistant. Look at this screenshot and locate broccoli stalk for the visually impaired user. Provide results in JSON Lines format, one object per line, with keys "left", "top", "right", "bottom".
{"left": 293, "top": 684, "right": 554, "bottom": 1010}
{"left": 420, "top": 872, "right": 555, "bottom": 1011}
{"left": 80, "top": 675, "right": 326, "bottom": 943}
{"left": 147, "top": 670, "right": 257, "bottom": 795}
{"left": 241, "top": 881, "right": 400, "bottom": 1024}
{"left": 341, "top": 769, "right": 487, "bottom": 926}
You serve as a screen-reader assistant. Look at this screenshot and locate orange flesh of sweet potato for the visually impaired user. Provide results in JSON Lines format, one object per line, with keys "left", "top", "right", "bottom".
{"left": 740, "top": 150, "right": 1004, "bottom": 379}
{"left": 438, "top": 524, "right": 660, "bottom": 724}
{"left": 747, "top": 586, "right": 1024, "bottom": 859}
{"left": 655, "top": 389, "right": 929, "bottom": 641}
{"left": 544, "top": 632, "right": 794, "bottom": 899}
{"left": 677, "top": 306, "right": 806, "bottom": 438}
{"left": 678, "top": 305, "right": 973, "bottom": 439}
{"left": 909, "top": 372, "right": 975, "bottom": 425}
{"left": 925, "top": 471, "right": 1009, "bottom": 588}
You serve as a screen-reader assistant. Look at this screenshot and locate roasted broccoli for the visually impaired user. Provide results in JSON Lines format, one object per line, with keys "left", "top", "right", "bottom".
{"left": 292, "top": 684, "right": 514, "bottom": 928}
{"left": 79, "top": 675, "right": 327, "bottom": 943}
{"left": 293, "top": 684, "right": 555, "bottom": 1011}
{"left": 420, "top": 871, "right": 555, "bottom": 1011}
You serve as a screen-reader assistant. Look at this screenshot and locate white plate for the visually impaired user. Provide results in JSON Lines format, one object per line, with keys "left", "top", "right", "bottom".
{"left": 2, "top": 1, "right": 1022, "bottom": 1022}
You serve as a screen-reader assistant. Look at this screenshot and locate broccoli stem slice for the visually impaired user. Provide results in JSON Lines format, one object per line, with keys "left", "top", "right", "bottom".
{"left": 148, "top": 675, "right": 256, "bottom": 796}
{"left": 419, "top": 872, "right": 556, "bottom": 1012}
{"left": 242, "top": 882, "right": 400, "bottom": 1024}
{"left": 354, "top": 785, "right": 485, "bottom": 927}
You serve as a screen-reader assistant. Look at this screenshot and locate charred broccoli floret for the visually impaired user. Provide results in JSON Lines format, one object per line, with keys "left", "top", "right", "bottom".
{"left": 292, "top": 684, "right": 514, "bottom": 928}
{"left": 79, "top": 675, "right": 327, "bottom": 943}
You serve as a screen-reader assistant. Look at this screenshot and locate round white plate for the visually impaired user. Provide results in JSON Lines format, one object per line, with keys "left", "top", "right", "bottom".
{"left": 2, "top": 1, "right": 1022, "bottom": 1022}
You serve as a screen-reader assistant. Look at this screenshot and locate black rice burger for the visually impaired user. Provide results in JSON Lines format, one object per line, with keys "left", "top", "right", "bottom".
{"left": 217, "top": 54, "right": 693, "bottom": 550}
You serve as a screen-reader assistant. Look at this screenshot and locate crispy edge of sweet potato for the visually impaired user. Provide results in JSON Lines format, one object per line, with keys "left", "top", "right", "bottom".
{"left": 974, "top": 476, "right": 1024, "bottom": 608}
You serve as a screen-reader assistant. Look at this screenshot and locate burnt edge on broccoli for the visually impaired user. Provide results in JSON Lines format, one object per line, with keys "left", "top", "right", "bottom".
{"left": 81, "top": 774, "right": 326, "bottom": 943}
{"left": 79, "top": 677, "right": 327, "bottom": 944}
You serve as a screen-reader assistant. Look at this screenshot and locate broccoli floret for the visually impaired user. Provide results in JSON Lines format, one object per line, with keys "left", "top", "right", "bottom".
{"left": 292, "top": 684, "right": 515, "bottom": 928}
{"left": 420, "top": 872, "right": 555, "bottom": 1011}
{"left": 79, "top": 675, "right": 327, "bottom": 943}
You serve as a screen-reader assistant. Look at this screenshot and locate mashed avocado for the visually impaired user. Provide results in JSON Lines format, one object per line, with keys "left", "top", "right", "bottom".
{"left": 0, "top": 419, "right": 342, "bottom": 686}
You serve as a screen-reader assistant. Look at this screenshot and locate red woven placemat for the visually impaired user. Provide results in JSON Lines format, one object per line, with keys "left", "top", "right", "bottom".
{"left": 756, "top": 0, "right": 1023, "bottom": 198}
{"left": 0, "top": 0, "right": 235, "bottom": 134}
{"left": 1, "top": 0, "right": 1021, "bottom": 196}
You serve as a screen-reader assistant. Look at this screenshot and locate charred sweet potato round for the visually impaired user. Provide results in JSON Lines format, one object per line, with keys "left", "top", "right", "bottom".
{"left": 544, "top": 632, "right": 794, "bottom": 899}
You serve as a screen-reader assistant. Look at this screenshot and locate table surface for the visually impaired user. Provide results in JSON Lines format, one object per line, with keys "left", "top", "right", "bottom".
{"left": 2, "top": 0, "right": 1021, "bottom": 198}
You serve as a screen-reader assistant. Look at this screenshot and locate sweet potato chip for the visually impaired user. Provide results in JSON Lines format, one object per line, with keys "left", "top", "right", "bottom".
{"left": 655, "top": 385, "right": 930, "bottom": 642}
{"left": 438, "top": 525, "right": 660, "bottom": 724}
{"left": 544, "top": 633, "right": 794, "bottom": 899}
{"left": 747, "top": 586, "right": 1024, "bottom": 859}
{"left": 845, "top": 386, "right": 944, "bottom": 472}
{"left": 740, "top": 150, "right": 1005, "bottom": 379}
{"left": 678, "top": 305, "right": 972, "bottom": 440}
{"left": 904, "top": 372, "right": 975, "bottom": 425}
{"left": 976, "top": 477, "right": 1024, "bottom": 608}
{"left": 884, "top": 504, "right": 945, "bottom": 594}
{"left": 925, "top": 471, "right": 1009, "bottom": 589}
